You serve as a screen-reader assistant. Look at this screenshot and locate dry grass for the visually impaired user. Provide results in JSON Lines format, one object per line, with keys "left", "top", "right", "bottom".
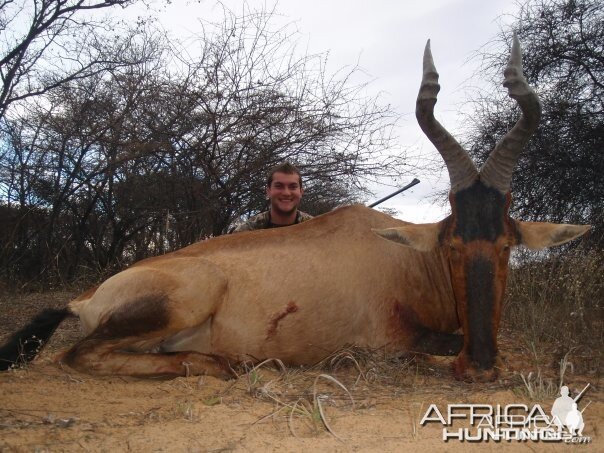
{"left": 229, "top": 352, "right": 369, "bottom": 438}
{"left": 504, "top": 247, "right": 603, "bottom": 399}
{"left": 211, "top": 347, "right": 461, "bottom": 438}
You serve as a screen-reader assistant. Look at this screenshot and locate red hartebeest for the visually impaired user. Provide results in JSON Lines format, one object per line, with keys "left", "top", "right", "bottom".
{"left": 0, "top": 36, "right": 589, "bottom": 381}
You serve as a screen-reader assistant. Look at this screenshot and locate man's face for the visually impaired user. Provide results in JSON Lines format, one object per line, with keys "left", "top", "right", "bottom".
{"left": 267, "top": 172, "right": 303, "bottom": 216}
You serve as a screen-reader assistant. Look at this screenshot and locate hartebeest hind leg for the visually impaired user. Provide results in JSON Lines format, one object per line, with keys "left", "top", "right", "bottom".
{"left": 60, "top": 338, "right": 233, "bottom": 378}
{"left": 60, "top": 259, "right": 234, "bottom": 378}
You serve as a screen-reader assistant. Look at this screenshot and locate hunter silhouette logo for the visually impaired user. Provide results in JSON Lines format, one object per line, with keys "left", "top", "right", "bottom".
{"left": 551, "top": 384, "right": 590, "bottom": 437}
{"left": 420, "top": 383, "right": 592, "bottom": 443}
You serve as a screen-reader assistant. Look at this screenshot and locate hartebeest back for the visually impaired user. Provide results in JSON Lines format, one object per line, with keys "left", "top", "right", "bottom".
{"left": 0, "top": 36, "right": 589, "bottom": 382}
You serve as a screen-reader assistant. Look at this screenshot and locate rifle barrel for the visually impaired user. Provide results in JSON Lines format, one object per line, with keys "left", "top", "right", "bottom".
{"left": 368, "top": 178, "right": 420, "bottom": 208}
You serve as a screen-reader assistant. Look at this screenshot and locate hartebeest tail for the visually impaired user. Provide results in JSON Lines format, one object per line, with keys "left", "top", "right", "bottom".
{"left": 0, "top": 308, "right": 70, "bottom": 370}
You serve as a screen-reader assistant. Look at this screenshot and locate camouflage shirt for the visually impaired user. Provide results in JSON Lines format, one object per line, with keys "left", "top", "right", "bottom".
{"left": 229, "top": 210, "right": 313, "bottom": 234}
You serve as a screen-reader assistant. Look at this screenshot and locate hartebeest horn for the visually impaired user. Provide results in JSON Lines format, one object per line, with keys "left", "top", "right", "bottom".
{"left": 416, "top": 40, "right": 478, "bottom": 193}
{"left": 480, "top": 33, "right": 542, "bottom": 193}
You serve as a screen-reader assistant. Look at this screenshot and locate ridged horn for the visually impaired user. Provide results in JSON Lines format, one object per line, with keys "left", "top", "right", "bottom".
{"left": 480, "top": 33, "right": 542, "bottom": 193}
{"left": 416, "top": 39, "right": 478, "bottom": 193}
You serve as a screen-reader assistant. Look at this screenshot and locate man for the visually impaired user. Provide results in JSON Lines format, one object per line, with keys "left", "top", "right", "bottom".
{"left": 230, "top": 163, "right": 313, "bottom": 233}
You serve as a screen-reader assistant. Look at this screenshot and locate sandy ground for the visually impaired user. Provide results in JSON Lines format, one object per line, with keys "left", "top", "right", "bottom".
{"left": 0, "top": 290, "right": 601, "bottom": 452}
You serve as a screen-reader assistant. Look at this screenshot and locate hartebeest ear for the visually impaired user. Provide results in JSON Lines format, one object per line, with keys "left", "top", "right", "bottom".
{"left": 515, "top": 221, "right": 590, "bottom": 250}
{"left": 373, "top": 223, "right": 441, "bottom": 252}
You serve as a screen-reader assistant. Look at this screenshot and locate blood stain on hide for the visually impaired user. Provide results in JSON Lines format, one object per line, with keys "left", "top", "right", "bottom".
{"left": 266, "top": 301, "right": 298, "bottom": 339}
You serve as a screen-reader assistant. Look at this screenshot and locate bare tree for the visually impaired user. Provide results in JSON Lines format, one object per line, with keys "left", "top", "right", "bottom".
{"left": 0, "top": 0, "right": 150, "bottom": 119}
{"left": 0, "top": 25, "right": 169, "bottom": 282}
{"left": 169, "top": 5, "right": 402, "bottom": 233}
{"left": 0, "top": 5, "right": 408, "bottom": 286}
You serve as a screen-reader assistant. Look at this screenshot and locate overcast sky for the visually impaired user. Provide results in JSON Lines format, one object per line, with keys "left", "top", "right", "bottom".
{"left": 146, "top": 0, "right": 520, "bottom": 222}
